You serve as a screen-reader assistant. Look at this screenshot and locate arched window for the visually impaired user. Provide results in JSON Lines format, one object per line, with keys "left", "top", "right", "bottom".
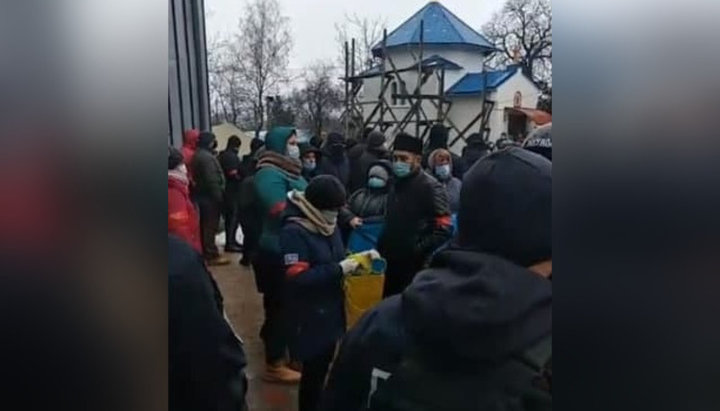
{"left": 400, "top": 80, "right": 407, "bottom": 105}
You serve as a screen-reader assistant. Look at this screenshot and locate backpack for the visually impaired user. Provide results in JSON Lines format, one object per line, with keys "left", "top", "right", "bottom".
{"left": 367, "top": 336, "right": 552, "bottom": 411}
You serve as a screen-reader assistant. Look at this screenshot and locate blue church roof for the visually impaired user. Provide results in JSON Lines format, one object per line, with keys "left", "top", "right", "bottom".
{"left": 372, "top": 2, "right": 495, "bottom": 57}
{"left": 446, "top": 66, "right": 521, "bottom": 96}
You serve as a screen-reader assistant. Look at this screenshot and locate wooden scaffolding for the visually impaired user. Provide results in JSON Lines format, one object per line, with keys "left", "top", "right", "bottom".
{"left": 340, "top": 22, "right": 494, "bottom": 148}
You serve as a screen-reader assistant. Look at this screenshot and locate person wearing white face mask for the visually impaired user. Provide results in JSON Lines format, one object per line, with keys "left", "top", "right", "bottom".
{"left": 279, "top": 175, "right": 378, "bottom": 411}
{"left": 428, "top": 148, "right": 462, "bottom": 213}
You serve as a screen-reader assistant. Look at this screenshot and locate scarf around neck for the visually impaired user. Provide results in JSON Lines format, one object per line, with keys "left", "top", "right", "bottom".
{"left": 257, "top": 151, "right": 302, "bottom": 177}
{"left": 287, "top": 190, "right": 336, "bottom": 236}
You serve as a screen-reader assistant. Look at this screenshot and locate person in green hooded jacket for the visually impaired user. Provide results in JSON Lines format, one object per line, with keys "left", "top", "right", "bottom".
{"left": 252, "top": 126, "right": 308, "bottom": 383}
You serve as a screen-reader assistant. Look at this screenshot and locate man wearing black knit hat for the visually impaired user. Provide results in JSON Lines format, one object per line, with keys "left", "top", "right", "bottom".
{"left": 321, "top": 148, "right": 552, "bottom": 411}
{"left": 377, "top": 132, "right": 452, "bottom": 297}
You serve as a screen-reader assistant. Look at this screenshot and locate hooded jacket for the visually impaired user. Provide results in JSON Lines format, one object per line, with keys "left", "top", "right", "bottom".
{"left": 422, "top": 125, "right": 464, "bottom": 179}
{"left": 321, "top": 248, "right": 552, "bottom": 411}
{"left": 168, "top": 171, "right": 201, "bottom": 252}
{"left": 460, "top": 134, "right": 491, "bottom": 175}
{"left": 317, "top": 133, "right": 350, "bottom": 187}
{"left": 217, "top": 142, "right": 243, "bottom": 196}
{"left": 347, "top": 160, "right": 392, "bottom": 219}
{"left": 254, "top": 127, "right": 308, "bottom": 255}
{"left": 181, "top": 129, "right": 200, "bottom": 166}
{"left": 279, "top": 201, "right": 346, "bottom": 361}
{"left": 348, "top": 130, "right": 391, "bottom": 193}
{"left": 190, "top": 134, "right": 225, "bottom": 202}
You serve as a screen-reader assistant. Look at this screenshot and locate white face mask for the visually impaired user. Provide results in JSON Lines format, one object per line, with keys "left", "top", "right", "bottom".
{"left": 321, "top": 209, "right": 339, "bottom": 225}
{"left": 287, "top": 144, "right": 300, "bottom": 159}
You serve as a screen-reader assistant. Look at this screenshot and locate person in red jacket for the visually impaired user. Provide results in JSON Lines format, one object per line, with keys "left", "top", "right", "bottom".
{"left": 169, "top": 146, "right": 201, "bottom": 252}
{"left": 181, "top": 129, "right": 200, "bottom": 167}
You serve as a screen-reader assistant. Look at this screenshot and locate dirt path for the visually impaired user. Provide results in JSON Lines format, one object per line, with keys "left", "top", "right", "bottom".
{"left": 209, "top": 251, "right": 298, "bottom": 411}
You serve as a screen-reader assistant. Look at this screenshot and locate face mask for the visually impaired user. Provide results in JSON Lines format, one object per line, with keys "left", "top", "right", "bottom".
{"left": 393, "top": 161, "right": 412, "bottom": 178}
{"left": 286, "top": 144, "right": 300, "bottom": 159}
{"left": 434, "top": 164, "right": 451, "bottom": 180}
{"left": 367, "top": 177, "right": 386, "bottom": 188}
{"left": 321, "top": 209, "right": 338, "bottom": 225}
{"left": 177, "top": 163, "right": 188, "bottom": 176}
{"left": 303, "top": 160, "right": 316, "bottom": 171}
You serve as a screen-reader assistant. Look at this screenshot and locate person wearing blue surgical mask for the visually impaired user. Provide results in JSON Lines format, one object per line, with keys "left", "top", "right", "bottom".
{"left": 377, "top": 132, "right": 452, "bottom": 297}
{"left": 428, "top": 148, "right": 462, "bottom": 213}
{"left": 347, "top": 160, "right": 392, "bottom": 220}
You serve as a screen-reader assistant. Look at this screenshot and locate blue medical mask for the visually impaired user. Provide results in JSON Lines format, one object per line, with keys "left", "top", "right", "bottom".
{"left": 286, "top": 144, "right": 300, "bottom": 159}
{"left": 303, "top": 159, "right": 316, "bottom": 171}
{"left": 434, "top": 164, "right": 451, "bottom": 180}
{"left": 367, "top": 177, "right": 386, "bottom": 188}
{"left": 393, "top": 161, "right": 412, "bottom": 178}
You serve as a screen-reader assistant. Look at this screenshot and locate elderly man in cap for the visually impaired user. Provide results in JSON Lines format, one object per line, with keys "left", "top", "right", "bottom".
{"left": 377, "top": 132, "right": 452, "bottom": 297}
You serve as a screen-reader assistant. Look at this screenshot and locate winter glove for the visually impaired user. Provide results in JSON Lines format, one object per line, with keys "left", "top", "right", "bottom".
{"left": 339, "top": 258, "right": 360, "bottom": 275}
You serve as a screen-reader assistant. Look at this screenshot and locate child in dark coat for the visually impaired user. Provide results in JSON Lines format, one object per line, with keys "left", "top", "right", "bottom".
{"left": 279, "top": 175, "right": 374, "bottom": 411}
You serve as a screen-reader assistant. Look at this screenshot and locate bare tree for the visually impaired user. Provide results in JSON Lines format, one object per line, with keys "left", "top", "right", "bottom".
{"left": 208, "top": 38, "right": 254, "bottom": 127}
{"left": 226, "top": 0, "right": 292, "bottom": 136}
{"left": 290, "top": 62, "right": 343, "bottom": 137}
{"left": 483, "top": 0, "right": 552, "bottom": 85}
{"left": 335, "top": 13, "right": 387, "bottom": 74}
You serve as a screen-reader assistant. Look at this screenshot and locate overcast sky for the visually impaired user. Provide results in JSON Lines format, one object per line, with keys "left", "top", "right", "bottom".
{"left": 205, "top": 0, "right": 505, "bottom": 77}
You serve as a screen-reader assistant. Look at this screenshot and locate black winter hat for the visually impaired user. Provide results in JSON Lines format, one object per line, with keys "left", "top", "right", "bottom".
{"left": 393, "top": 132, "right": 422, "bottom": 155}
{"left": 168, "top": 146, "right": 184, "bottom": 170}
{"left": 197, "top": 132, "right": 216, "bottom": 149}
{"left": 305, "top": 175, "right": 347, "bottom": 210}
{"left": 250, "top": 138, "right": 265, "bottom": 153}
{"left": 367, "top": 130, "right": 386, "bottom": 149}
{"left": 458, "top": 148, "right": 551, "bottom": 266}
{"left": 299, "top": 142, "right": 321, "bottom": 158}
{"left": 428, "top": 124, "right": 449, "bottom": 149}
{"left": 523, "top": 123, "right": 552, "bottom": 161}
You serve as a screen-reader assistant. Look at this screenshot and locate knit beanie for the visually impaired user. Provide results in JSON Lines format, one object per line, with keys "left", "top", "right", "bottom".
{"left": 458, "top": 148, "right": 551, "bottom": 266}
{"left": 305, "top": 175, "right": 347, "bottom": 210}
{"left": 168, "top": 146, "right": 184, "bottom": 170}
{"left": 367, "top": 130, "right": 386, "bottom": 149}
{"left": 368, "top": 165, "right": 389, "bottom": 182}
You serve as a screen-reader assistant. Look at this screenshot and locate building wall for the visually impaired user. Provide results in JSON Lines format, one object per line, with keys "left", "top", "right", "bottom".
{"left": 168, "top": 0, "right": 210, "bottom": 147}
{"left": 486, "top": 70, "right": 542, "bottom": 142}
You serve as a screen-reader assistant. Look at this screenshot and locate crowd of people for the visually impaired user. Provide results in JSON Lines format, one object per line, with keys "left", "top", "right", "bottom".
{"left": 169, "top": 122, "right": 552, "bottom": 411}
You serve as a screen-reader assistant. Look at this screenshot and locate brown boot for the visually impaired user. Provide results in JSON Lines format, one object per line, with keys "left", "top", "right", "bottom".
{"left": 262, "top": 361, "right": 301, "bottom": 384}
{"left": 206, "top": 256, "right": 230, "bottom": 266}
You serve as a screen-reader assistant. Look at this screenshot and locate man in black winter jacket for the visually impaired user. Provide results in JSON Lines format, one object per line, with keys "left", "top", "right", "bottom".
{"left": 378, "top": 132, "right": 452, "bottom": 297}
{"left": 191, "top": 132, "right": 229, "bottom": 265}
{"left": 321, "top": 148, "right": 552, "bottom": 411}
{"left": 217, "top": 135, "right": 244, "bottom": 252}
{"left": 460, "top": 132, "right": 491, "bottom": 175}
{"left": 348, "top": 130, "right": 390, "bottom": 194}
{"left": 169, "top": 235, "right": 247, "bottom": 411}
{"left": 421, "top": 124, "right": 464, "bottom": 179}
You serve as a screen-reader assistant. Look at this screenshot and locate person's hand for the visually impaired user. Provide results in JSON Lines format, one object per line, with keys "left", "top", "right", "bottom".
{"left": 349, "top": 217, "right": 363, "bottom": 228}
{"left": 359, "top": 249, "right": 381, "bottom": 260}
{"left": 339, "top": 258, "right": 360, "bottom": 275}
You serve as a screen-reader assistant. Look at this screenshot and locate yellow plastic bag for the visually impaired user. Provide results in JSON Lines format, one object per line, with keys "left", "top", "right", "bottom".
{"left": 343, "top": 253, "right": 386, "bottom": 330}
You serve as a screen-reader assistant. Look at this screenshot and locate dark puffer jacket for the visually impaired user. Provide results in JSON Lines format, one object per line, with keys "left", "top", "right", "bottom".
{"left": 279, "top": 203, "right": 346, "bottom": 361}
{"left": 460, "top": 133, "right": 491, "bottom": 175}
{"left": 321, "top": 248, "right": 552, "bottom": 411}
{"left": 347, "top": 160, "right": 392, "bottom": 219}
{"left": 190, "top": 134, "right": 225, "bottom": 202}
